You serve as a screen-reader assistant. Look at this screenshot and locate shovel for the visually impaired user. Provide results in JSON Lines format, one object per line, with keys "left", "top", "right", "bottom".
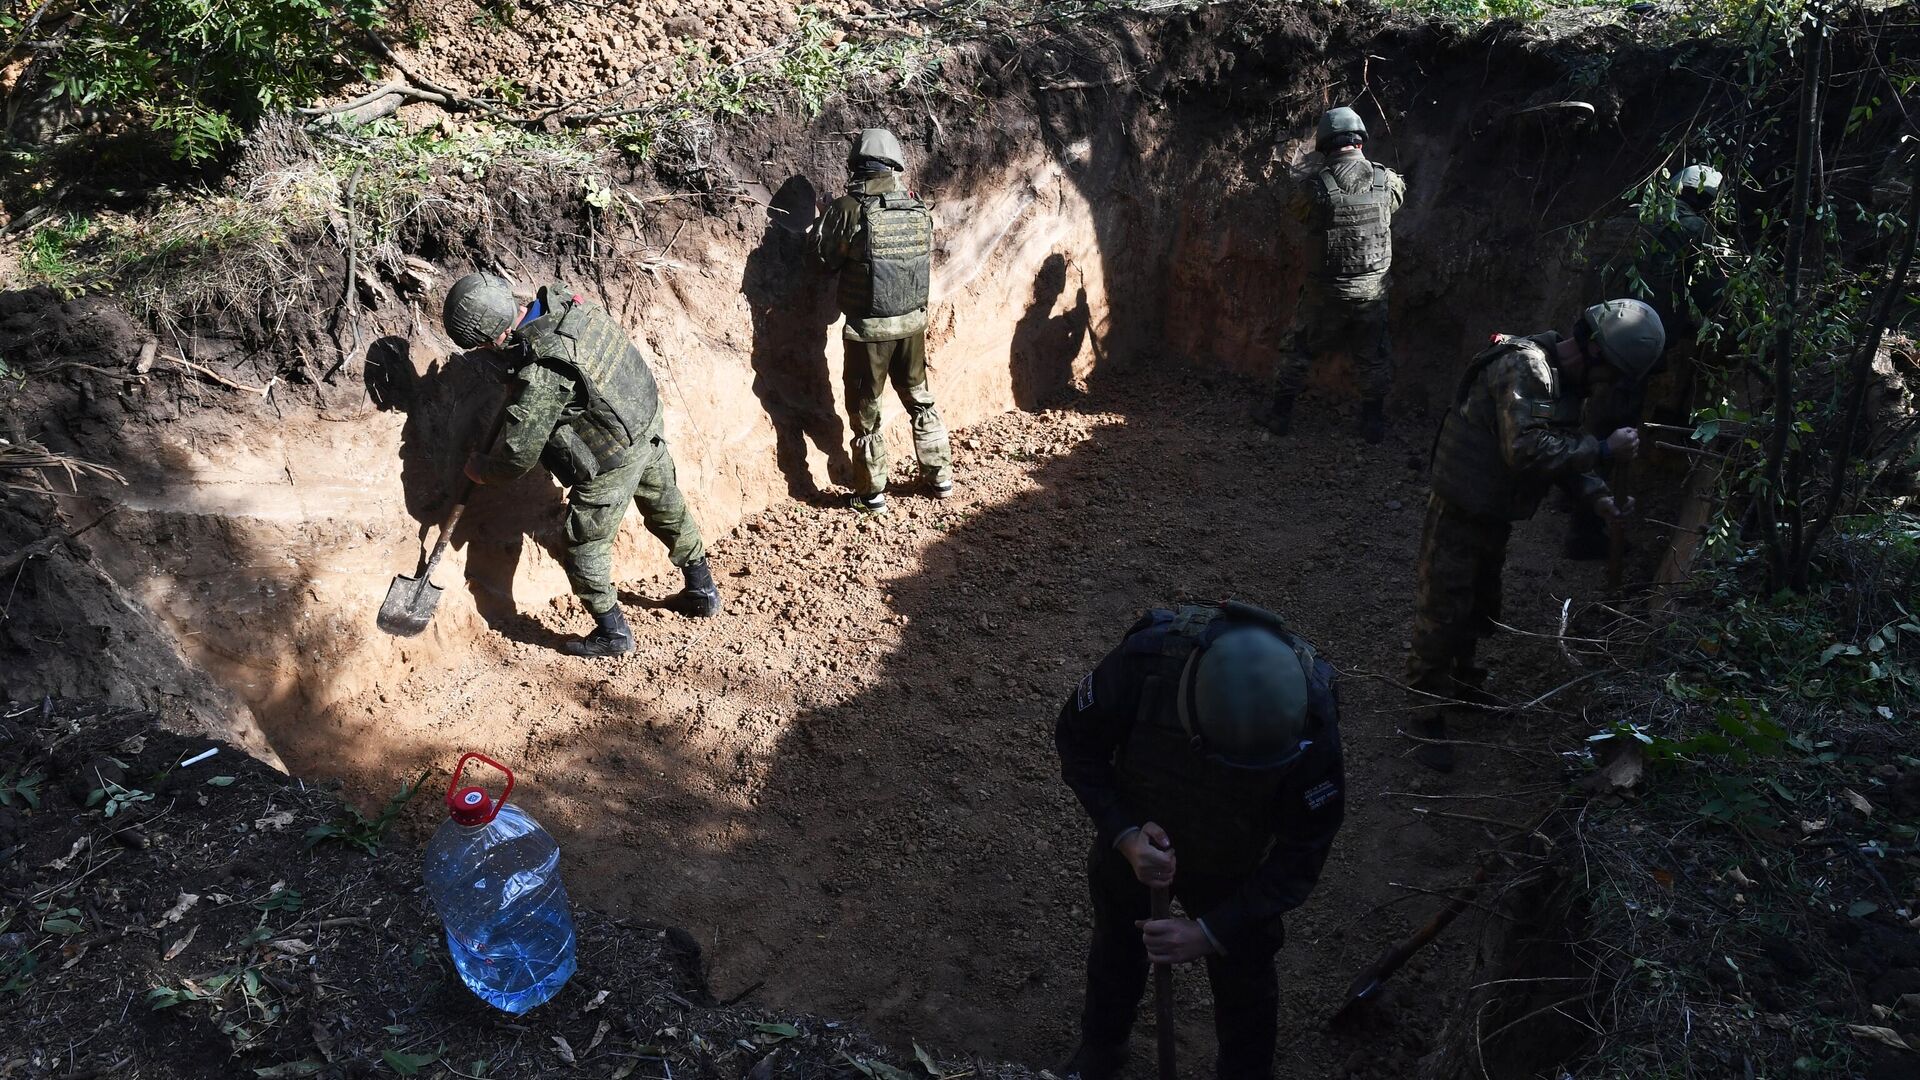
{"left": 1151, "top": 884, "right": 1177, "bottom": 1080}
{"left": 377, "top": 401, "right": 510, "bottom": 637}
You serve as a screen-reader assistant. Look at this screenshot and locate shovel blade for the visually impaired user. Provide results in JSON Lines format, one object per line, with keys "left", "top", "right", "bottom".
{"left": 376, "top": 572, "right": 444, "bottom": 637}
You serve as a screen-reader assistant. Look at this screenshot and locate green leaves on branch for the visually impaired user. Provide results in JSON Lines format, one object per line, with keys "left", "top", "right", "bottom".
{"left": 39, "top": 2, "right": 390, "bottom": 162}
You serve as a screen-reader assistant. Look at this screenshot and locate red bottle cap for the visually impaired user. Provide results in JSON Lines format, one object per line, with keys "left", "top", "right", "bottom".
{"left": 445, "top": 752, "right": 514, "bottom": 827}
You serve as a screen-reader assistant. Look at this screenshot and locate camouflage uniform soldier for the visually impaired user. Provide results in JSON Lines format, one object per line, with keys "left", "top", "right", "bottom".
{"left": 1406, "top": 299, "right": 1665, "bottom": 772}
{"left": 1567, "top": 164, "right": 1727, "bottom": 558}
{"left": 444, "top": 273, "right": 721, "bottom": 658}
{"left": 1257, "top": 107, "right": 1407, "bottom": 445}
{"left": 814, "top": 127, "right": 953, "bottom": 513}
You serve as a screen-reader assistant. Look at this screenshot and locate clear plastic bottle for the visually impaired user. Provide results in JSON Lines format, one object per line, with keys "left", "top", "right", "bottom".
{"left": 423, "top": 753, "right": 576, "bottom": 1014}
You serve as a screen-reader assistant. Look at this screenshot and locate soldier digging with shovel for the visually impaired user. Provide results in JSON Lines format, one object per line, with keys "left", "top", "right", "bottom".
{"left": 440, "top": 272, "right": 721, "bottom": 657}
{"left": 1055, "top": 601, "right": 1347, "bottom": 1080}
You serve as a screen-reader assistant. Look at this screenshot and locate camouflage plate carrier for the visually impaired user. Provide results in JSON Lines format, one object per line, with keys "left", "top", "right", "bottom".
{"left": 839, "top": 191, "right": 934, "bottom": 320}
{"left": 1316, "top": 164, "right": 1395, "bottom": 278}
{"left": 517, "top": 283, "right": 662, "bottom": 485}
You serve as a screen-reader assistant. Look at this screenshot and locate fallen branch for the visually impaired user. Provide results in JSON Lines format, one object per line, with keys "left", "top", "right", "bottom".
{"left": 1395, "top": 728, "right": 1560, "bottom": 761}
{"left": 158, "top": 355, "right": 269, "bottom": 395}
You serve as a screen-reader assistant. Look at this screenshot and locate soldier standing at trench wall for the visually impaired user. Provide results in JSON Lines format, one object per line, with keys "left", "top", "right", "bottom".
{"left": 1055, "top": 601, "right": 1346, "bottom": 1080}
{"left": 1566, "top": 164, "right": 1728, "bottom": 559}
{"left": 1405, "top": 299, "right": 1664, "bottom": 773}
{"left": 1257, "top": 106, "right": 1407, "bottom": 445}
{"left": 813, "top": 126, "right": 954, "bottom": 514}
{"left": 444, "top": 273, "right": 721, "bottom": 658}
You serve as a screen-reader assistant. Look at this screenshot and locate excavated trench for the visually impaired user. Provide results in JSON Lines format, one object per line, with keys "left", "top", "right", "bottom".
{"left": 3, "top": 9, "right": 1726, "bottom": 1075}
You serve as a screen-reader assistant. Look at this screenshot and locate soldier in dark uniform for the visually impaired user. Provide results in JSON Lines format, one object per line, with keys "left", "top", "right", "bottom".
{"left": 813, "top": 127, "right": 953, "bottom": 513}
{"left": 1055, "top": 601, "right": 1346, "bottom": 1080}
{"left": 1566, "top": 164, "right": 1726, "bottom": 558}
{"left": 1258, "top": 106, "right": 1407, "bottom": 444}
{"left": 1406, "top": 299, "right": 1665, "bottom": 771}
{"left": 443, "top": 273, "right": 721, "bottom": 658}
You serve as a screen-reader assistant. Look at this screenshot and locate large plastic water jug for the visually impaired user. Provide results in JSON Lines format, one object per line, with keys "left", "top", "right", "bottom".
{"left": 423, "top": 752, "right": 577, "bottom": 1013}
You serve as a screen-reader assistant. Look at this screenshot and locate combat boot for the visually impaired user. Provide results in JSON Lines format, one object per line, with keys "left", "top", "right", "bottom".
{"left": 1411, "top": 711, "right": 1455, "bottom": 773}
{"left": 562, "top": 605, "right": 634, "bottom": 657}
{"left": 850, "top": 491, "right": 888, "bottom": 514}
{"left": 1361, "top": 398, "right": 1386, "bottom": 444}
{"left": 671, "top": 557, "right": 722, "bottom": 618}
{"left": 1255, "top": 395, "right": 1296, "bottom": 436}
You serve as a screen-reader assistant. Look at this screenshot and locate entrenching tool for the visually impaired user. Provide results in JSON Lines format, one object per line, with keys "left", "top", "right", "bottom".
{"left": 377, "top": 402, "right": 510, "bottom": 636}
{"left": 1327, "top": 863, "right": 1490, "bottom": 1026}
{"left": 1151, "top": 884, "right": 1177, "bottom": 1080}
{"left": 1328, "top": 806, "right": 1558, "bottom": 1025}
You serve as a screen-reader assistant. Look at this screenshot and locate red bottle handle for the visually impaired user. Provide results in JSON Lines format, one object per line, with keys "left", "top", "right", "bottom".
{"left": 446, "top": 751, "right": 514, "bottom": 826}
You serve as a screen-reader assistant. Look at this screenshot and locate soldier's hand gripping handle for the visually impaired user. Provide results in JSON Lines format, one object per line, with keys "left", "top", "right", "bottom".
{"left": 1605, "top": 426, "right": 1641, "bottom": 462}
{"left": 1121, "top": 822, "right": 1177, "bottom": 888}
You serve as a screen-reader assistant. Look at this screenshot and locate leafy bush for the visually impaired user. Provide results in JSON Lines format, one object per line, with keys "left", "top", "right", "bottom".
{"left": 13, "top": 1, "right": 388, "bottom": 162}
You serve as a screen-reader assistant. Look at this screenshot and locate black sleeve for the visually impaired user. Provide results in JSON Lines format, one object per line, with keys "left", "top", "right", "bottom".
{"left": 1197, "top": 717, "right": 1347, "bottom": 952}
{"left": 1054, "top": 639, "right": 1148, "bottom": 850}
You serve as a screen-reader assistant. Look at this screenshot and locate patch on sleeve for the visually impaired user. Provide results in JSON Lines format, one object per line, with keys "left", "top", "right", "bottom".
{"left": 1076, "top": 671, "right": 1096, "bottom": 712}
{"left": 1303, "top": 780, "right": 1341, "bottom": 811}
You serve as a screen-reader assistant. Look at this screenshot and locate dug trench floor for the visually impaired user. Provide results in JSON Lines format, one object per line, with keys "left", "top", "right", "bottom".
{"left": 266, "top": 366, "right": 1611, "bottom": 1077}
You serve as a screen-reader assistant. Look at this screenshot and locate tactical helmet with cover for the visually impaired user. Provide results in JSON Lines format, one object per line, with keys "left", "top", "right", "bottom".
{"left": 443, "top": 273, "right": 520, "bottom": 350}
{"left": 1672, "top": 164, "right": 1723, "bottom": 204}
{"left": 1583, "top": 298, "right": 1667, "bottom": 383}
{"left": 1180, "top": 623, "right": 1313, "bottom": 769}
{"left": 849, "top": 127, "right": 907, "bottom": 172}
{"left": 1316, "top": 107, "right": 1367, "bottom": 151}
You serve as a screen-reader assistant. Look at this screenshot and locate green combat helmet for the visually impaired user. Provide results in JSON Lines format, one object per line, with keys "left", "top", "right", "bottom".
{"left": 1180, "top": 626, "right": 1312, "bottom": 769}
{"left": 1672, "top": 163, "right": 1724, "bottom": 204}
{"left": 1584, "top": 298, "right": 1667, "bottom": 384}
{"left": 1316, "top": 106, "right": 1367, "bottom": 151}
{"left": 443, "top": 273, "right": 520, "bottom": 350}
{"left": 849, "top": 127, "right": 907, "bottom": 172}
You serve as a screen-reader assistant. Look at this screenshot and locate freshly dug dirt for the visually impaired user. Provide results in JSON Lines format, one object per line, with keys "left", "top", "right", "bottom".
{"left": 259, "top": 367, "right": 1624, "bottom": 1076}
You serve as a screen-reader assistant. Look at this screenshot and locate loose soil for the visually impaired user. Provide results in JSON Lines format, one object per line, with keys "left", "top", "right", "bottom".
{"left": 265, "top": 366, "right": 1618, "bottom": 1076}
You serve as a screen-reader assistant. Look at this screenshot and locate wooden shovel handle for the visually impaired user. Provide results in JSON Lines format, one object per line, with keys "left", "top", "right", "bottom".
{"left": 1151, "top": 884, "right": 1176, "bottom": 1080}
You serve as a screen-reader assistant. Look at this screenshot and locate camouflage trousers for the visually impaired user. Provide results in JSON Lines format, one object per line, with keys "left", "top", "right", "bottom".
{"left": 1405, "top": 494, "right": 1512, "bottom": 701}
{"left": 1274, "top": 284, "right": 1393, "bottom": 402}
{"left": 563, "top": 420, "right": 706, "bottom": 615}
{"left": 844, "top": 331, "right": 951, "bottom": 496}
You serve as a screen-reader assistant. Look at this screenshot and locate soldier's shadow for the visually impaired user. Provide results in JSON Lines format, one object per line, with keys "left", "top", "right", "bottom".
{"left": 742, "top": 175, "right": 851, "bottom": 504}
{"left": 373, "top": 335, "right": 571, "bottom": 650}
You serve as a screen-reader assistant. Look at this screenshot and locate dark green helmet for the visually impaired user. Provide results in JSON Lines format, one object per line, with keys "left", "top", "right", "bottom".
{"left": 1316, "top": 107, "right": 1366, "bottom": 150}
{"left": 1179, "top": 625, "right": 1312, "bottom": 769}
{"left": 1584, "top": 298, "right": 1667, "bottom": 383}
{"left": 443, "top": 273, "right": 519, "bottom": 350}
{"left": 1672, "top": 163, "right": 1723, "bottom": 203}
{"left": 849, "top": 127, "right": 906, "bottom": 172}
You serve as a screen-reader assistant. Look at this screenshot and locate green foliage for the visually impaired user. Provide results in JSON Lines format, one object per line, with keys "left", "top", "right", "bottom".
{"left": 1382, "top": 0, "right": 1550, "bottom": 21}
{"left": 382, "top": 1044, "right": 448, "bottom": 1076}
{"left": 612, "top": 8, "right": 941, "bottom": 163}
{"left": 39, "top": 1, "right": 389, "bottom": 162}
{"left": 84, "top": 776, "right": 154, "bottom": 818}
{"left": 0, "top": 767, "right": 43, "bottom": 810}
{"left": 303, "top": 768, "right": 428, "bottom": 855}
{"left": 19, "top": 215, "right": 99, "bottom": 298}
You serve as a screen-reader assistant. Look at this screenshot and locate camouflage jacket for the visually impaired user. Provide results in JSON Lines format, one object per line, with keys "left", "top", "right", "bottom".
{"left": 1430, "top": 332, "right": 1609, "bottom": 521}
